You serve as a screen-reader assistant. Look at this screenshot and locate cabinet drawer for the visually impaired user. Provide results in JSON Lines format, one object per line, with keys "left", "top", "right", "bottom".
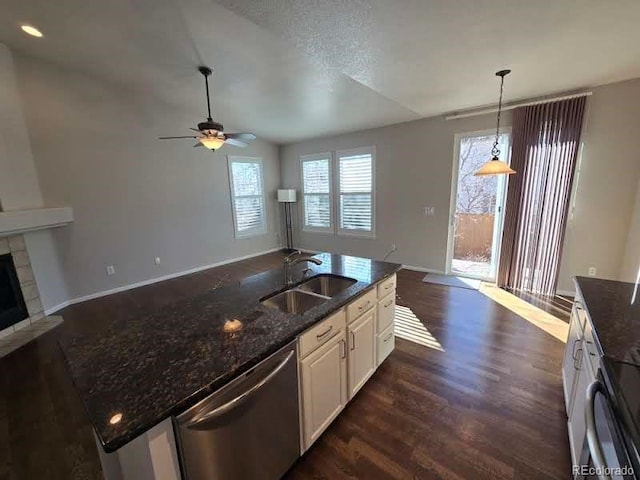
{"left": 376, "top": 323, "right": 395, "bottom": 366}
{"left": 299, "top": 309, "right": 346, "bottom": 359}
{"left": 346, "top": 289, "right": 377, "bottom": 323}
{"left": 377, "top": 292, "right": 395, "bottom": 333}
{"left": 377, "top": 274, "right": 397, "bottom": 299}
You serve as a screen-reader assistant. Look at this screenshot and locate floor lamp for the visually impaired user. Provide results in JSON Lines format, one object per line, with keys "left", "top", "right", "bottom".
{"left": 277, "top": 189, "right": 297, "bottom": 252}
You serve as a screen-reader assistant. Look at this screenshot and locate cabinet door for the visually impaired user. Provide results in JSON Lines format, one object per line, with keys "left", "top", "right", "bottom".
{"left": 300, "top": 331, "right": 347, "bottom": 451}
{"left": 377, "top": 292, "right": 396, "bottom": 333}
{"left": 347, "top": 310, "right": 377, "bottom": 399}
{"left": 562, "top": 307, "right": 583, "bottom": 416}
{"left": 567, "top": 349, "right": 594, "bottom": 470}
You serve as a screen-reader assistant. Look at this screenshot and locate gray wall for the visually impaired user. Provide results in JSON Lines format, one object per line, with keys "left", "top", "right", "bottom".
{"left": 281, "top": 78, "right": 640, "bottom": 293}
{"left": 557, "top": 79, "right": 640, "bottom": 292}
{"left": 280, "top": 112, "right": 512, "bottom": 271}
{"left": 621, "top": 179, "right": 640, "bottom": 283}
{"left": 0, "top": 44, "right": 69, "bottom": 310}
{"left": 13, "top": 52, "right": 281, "bottom": 301}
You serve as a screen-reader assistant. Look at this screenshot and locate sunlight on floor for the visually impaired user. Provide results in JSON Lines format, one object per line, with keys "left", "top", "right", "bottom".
{"left": 394, "top": 305, "right": 445, "bottom": 351}
{"left": 478, "top": 283, "right": 569, "bottom": 343}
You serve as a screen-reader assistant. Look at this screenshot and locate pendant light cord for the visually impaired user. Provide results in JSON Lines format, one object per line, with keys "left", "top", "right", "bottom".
{"left": 491, "top": 72, "right": 507, "bottom": 158}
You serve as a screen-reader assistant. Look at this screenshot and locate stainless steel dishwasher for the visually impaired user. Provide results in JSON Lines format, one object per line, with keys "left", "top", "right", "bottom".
{"left": 174, "top": 340, "right": 300, "bottom": 480}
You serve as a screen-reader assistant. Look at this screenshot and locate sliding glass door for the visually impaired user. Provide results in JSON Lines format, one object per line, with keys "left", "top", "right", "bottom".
{"left": 447, "top": 131, "right": 510, "bottom": 281}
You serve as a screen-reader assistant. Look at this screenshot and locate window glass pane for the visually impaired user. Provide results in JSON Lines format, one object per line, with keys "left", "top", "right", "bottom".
{"left": 339, "top": 154, "right": 372, "bottom": 193}
{"left": 231, "top": 162, "right": 262, "bottom": 197}
{"left": 302, "top": 159, "right": 330, "bottom": 194}
{"left": 340, "top": 194, "right": 372, "bottom": 231}
{"left": 234, "top": 196, "right": 264, "bottom": 232}
{"left": 304, "top": 195, "right": 331, "bottom": 228}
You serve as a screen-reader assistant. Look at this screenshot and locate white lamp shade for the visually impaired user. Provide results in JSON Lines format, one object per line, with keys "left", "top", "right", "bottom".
{"left": 277, "top": 189, "right": 297, "bottom": 203}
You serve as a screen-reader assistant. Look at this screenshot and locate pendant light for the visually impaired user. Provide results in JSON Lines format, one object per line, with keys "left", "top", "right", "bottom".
{"left": 474, "top": 70, "right": 516, "bottom": 176}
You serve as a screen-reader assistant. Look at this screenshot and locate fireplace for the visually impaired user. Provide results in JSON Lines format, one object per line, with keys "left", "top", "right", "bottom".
{"left": 0, "top": 253, "right": 29, "bottom": 331}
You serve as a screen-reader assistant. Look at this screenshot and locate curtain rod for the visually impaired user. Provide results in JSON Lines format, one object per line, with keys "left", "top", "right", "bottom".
{"left": 445, "top": 91, "right": 593, "bottom": 120}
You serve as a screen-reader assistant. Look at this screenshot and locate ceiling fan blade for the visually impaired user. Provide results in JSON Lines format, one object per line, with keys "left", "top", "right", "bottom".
{"left": 224, "top": 138, "right": 248, "bottom": 147}
{"left": 189, "top": 128, "right": 201, "bottom": 133}
{"left": 158, "top": 135, "right": 199, "bottom": 139}
{"left": 224, "top": 133, "right": 256, "bottom": 140}
{"left": 193, "top": 142, "right": 203, "bottom": 147}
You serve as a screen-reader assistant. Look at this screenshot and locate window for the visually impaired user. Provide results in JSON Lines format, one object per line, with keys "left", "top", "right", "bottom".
{"left": 337, "top": 147, "right": 375, "bottom": 236}
{"left": 300, "top": 153, "right": 332, "bottom": 232}
{"left": 227, "top": 156, "right": 267, "bottom": 238}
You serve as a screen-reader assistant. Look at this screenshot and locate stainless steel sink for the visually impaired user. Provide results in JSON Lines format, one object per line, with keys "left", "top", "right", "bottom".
{"left": 261, "top": 290, "right": 327, "bottom": 314}
{"left": 297, "top": 275, "right": 357, "bottom": 297}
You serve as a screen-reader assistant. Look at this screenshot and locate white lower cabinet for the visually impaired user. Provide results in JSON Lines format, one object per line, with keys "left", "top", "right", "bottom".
{"left": 300, "top": 330, "right": 347, "bottom": 451}
{"left": 347, "top": 309, "right": 377, "bottom": 399}
{"left": 376, "top": 322, "right": 395, "bottom": 366}
{"left": 299, "top": 275, "right": 397, "bottom": 452}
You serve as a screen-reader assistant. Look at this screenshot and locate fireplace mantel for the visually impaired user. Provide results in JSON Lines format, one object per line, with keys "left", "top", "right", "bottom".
{"left": 0, "top": 207, "right": 73, "bottom": 237}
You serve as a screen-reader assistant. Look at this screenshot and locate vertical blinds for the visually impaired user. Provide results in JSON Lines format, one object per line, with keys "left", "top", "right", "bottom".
{"left": 229, "top": 159, "right": 266, "bottom": 236}
{"left": 302, "top": 157, "right": 331, "bottom": 230}
{"left": 338, "top": 152, "right": 373, "bottom": 232}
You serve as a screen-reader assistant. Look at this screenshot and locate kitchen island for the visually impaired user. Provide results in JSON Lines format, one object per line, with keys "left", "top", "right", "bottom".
{"left": 60, "top": 252, "right": 401, "bottom": 479}
{"left": 563, "top": 276, "right": 640, "bottom": 478}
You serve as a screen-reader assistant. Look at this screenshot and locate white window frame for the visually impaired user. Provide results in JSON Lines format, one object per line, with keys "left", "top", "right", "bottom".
{"left": 300, "top": 152, "right": 334, "bottom": 234}
{"left": 227, "top": 155, "right": 267, "bottom": 239}
{"left": 335, "top": 146, "right": 376, "bottom": 238}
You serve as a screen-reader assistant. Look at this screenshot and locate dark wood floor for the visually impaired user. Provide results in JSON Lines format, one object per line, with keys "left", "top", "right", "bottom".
{"left": 0, "top": 252, "right": 571, "bottom": 480}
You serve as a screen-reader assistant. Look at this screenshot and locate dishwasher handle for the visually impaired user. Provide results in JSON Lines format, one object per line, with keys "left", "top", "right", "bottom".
{"left": 187, "top": 350, "right": 295, "bottom": 428}
{"left": 585, "top": 379, "right": 612, "bottom": 480}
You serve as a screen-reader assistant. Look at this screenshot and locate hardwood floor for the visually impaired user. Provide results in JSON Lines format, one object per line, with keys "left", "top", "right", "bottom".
{"left": 0, "top": 253, "right": 571, "bottom": 480}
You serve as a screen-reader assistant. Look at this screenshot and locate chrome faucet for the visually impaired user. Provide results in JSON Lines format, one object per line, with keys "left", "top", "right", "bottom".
{"left": 283, "top": 250, "right": 323, "bottom": 286}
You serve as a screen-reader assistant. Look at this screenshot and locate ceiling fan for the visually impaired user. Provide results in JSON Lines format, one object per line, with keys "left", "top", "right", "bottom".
{"left": 158, "top": 66, "right": 256, "bottom": 151}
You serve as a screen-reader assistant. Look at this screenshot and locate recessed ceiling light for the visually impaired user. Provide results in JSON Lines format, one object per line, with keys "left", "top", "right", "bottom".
{"left": 21, "top": 25, "right": 43, "bottom": 38}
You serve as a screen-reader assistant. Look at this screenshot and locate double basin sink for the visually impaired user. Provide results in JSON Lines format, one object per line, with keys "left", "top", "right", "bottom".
{"left": 261, "top": 275, "right": 357, "bottom": 314}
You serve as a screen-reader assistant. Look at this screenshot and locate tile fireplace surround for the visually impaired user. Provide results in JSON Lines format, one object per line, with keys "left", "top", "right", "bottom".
{"left": 0, "top": 234, "right": 62, "bottom": 357}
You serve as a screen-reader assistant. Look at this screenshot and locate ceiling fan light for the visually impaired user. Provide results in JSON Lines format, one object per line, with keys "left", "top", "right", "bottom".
{"left": 474, "top": 156, "right": 516, "bottom": 176}
{"left": 199, "top": 136, "right": 225, "bottom": 150}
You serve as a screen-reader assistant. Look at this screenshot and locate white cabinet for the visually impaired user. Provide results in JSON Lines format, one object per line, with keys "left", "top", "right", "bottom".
{"left": 299, "top": 330, "right": 347, "bottom": 451}
{"left": 347, "top": 309, "right": 377, "bottom": 399}
{"left": 298, "top": 274, "right": 397, "bottom": 452}
{"left": 562, "top": 304, "right": 584, "bottom": 416}
{"left": 567, "top": 345, "right": 595, "bottom": 470}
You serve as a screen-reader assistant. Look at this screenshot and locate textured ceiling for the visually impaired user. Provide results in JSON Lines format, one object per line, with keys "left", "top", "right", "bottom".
{"left": 1, "top": 0, "right": 640, "bottom": 143}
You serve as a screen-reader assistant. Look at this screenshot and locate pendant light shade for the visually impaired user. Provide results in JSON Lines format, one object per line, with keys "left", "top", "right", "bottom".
{"left": 474, "top": 69, "right": 516, "bottom": 177}
{"left": 199, "top": 136, "right": 225, "bottom": 150}
{"left": 474, "top": 156, "right": 516, "bottom": 176}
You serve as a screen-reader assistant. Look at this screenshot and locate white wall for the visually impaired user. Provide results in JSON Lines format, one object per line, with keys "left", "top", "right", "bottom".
{"left": 621, "top": 178, "right": 640, "bottom": 283}
{"left": 282, "top": 78, "right": 640, "bottom": 293}
{"left": 557, "top": 79, "right": 640, "bottom": 292}
{"left": 13, "top": 52, "right": 281, "bottom": 301}
{"left": 0, "top": 43, "right": 69, "bottom": 310}
{"left": 280, "top": 112, "right": 512, "bottom": 271}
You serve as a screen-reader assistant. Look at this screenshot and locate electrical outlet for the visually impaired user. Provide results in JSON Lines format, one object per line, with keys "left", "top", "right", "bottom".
{"left": 424, "top": 206, "right": 435, "bottom": 217}
{"left": 106, "top": 265, "right": 115, "bottom": 276}
{"left": 154, "top": 257, "right": 161, "bottom": 265}
{"left": 588, "top": 267, "right": 597, "bottom": 277}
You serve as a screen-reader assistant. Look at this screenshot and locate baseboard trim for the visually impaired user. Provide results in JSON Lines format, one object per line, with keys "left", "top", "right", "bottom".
{"left": 47, "top": 247, "right": 285, "bottom": 314}
{"left": 555, "top": 289, "right": 576, "bottom": 297}
{"left": 401, "top": 264, "right": 446, "bottom": 274}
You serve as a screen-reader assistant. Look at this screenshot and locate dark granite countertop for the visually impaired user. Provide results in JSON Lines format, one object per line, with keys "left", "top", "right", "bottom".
{"left": 574, "top": 276, "right": 640, "bottom": 365}
{"left": 59, "top": 253, "right": 400, "bottom": 453}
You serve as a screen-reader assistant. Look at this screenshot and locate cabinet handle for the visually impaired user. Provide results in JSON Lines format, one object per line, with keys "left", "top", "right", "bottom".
{"left": 358, "top": 300, "right": 371, "bottom": 312}
{"left": 571, "top": 339, "right": 580, "bottom": 360}
{"left": 340, "top": 339, "right": 346, "bottom": 359}
{"left": 384, "top": 299, "right": 393, "bottom": 308}
{"left": 350, "top": 331, "right": 356, "bottom": 351}
{"left": 383, "top": 332, "right": 393, "bottom": 342}
{"left": 384, "top": 283, "right": 393, "bottom": 290}
{"left": 573, "top": 348, "right": 583, "bottom": 370}
{"left": 316, "top": 325, "right": 333, "bottom": 341}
